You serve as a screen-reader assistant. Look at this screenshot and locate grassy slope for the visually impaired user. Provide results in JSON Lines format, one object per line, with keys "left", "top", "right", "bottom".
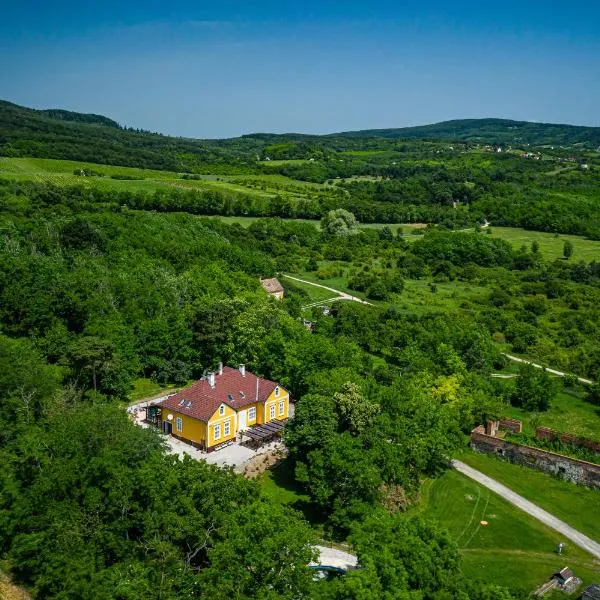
{"left": 0, "top": 157, "right": 320, "bottom": 200}
{"left": 503, "top": 388, "right": 600, "bottom": 440}
{"left": 259, "top": 458, "right": 600, "bottom": 593}
{"left": 489, "top": 226, "right": 600, "bottom": 262}
{"left": 456, "top": 450, "right": 600, "bottom": 542}
{"left": 417, "top": 469, "right": 600, "bottom": 594}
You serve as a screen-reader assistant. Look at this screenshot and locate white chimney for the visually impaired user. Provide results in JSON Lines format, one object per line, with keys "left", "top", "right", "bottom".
{"left": 208, "top": 372, "right": 215, "bottom": 388}
{"left": 218, "top": 362, "right": 223, "bottom": 376}
{"left": 239, "top": 364, "right": 245, "bottom": 377}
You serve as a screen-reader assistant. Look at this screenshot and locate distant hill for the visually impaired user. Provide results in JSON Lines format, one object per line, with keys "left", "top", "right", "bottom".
{"left": 335, "top": 118, "right": 600, "bottom": 147}
{"left": 0, "top": 100, "right": 257, "bottom": 171}
{"left": 38, "top": 107, "right": 122, "bottom": 129}
{"left": 1, "top": 100, "right": 599, "bottom": 173}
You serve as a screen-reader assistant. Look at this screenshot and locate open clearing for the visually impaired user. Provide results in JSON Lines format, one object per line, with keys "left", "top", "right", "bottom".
{"left": 457, "top": 451, "right": 600, "bottom": 542}
{"left": 489, "top": 226, "right": 600, "bottom": 261}
{"left": 417, "top": 468, "right": 600, "bottom": 594}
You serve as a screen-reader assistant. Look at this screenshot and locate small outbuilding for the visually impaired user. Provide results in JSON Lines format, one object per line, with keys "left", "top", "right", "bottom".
{"left": 583, "top": 584, "right": 600, "bottom": 600}
{"left": 260, "top": 277, "right": 284, "bottom": 300}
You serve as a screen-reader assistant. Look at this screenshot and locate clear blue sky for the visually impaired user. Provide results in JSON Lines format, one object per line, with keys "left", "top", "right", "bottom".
{"left": 2, "top": 1, "right": 599, "bottom": 138}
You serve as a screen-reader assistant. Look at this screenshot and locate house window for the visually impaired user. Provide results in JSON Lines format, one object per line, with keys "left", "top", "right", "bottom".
{"left": 219, "top": 405, "right": 225, "bottom": 416}
{"left": 224, "top": 420, "right": 230, "bottom": 437}
{"left": 248, "top": 407, "right": 256, "bottom": 421}
{"left": 270, "top": 404, "right": 275, "bottom": 420}
{"left": 275, "top": 387, "right": 280, "bottom": 397}
{"left": 279, "top": 401, "right": 285, "bottom": 416}
{"left": 214, "top": 424, "right": 221, "bottom": 440}
{"left": 176, "top": 417, "right": 183, "bottom": 432}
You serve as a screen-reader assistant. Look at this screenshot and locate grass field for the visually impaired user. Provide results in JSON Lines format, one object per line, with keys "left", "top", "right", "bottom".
{"left": 503, "top": 388, "right": 600, "bottom": 440}
{"left": 457, "top": 450, "right": 600, "bottom": 542}
{"left": 490, "top": 226, "right": 600, "bottom": 262}
{"left": 282, "top": 277, "right": 342, "bottom": 304}
{"left": 418, "top": 469, "right": 600, "bottom": 594}
{"left": 0, "top": 157, "right": 318, "bottom": 201}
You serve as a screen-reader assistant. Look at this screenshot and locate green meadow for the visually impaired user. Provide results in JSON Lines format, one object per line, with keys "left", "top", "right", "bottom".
{"left": 417, "top": 468, "right": 600, "bottom": 594}
{"left": 457, "top": 451, "right": 600, "bottom": 542}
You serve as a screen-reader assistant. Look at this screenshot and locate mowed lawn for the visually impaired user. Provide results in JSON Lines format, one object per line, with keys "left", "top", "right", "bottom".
{"left": 456, "top": 451, "right": 600, "bottom": 542}
{"left": 419, "top": 469, "right": 600, "bottom": 595}
{"left": 490, "top": 226, "right": 600, "bottom": 262}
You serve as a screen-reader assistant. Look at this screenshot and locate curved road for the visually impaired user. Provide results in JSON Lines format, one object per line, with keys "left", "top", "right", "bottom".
{"left": 282, "top": 274, "right": 373, "bottom": 305}
{"left": 452, "top": 460, "right": 600, "bottom": 560}
{"left": 502, "top": 353, "right": 594, "bottom": 385}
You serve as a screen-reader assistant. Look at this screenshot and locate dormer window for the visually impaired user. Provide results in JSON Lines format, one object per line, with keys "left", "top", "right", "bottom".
{"left": 178, "top": 399, "right": 185, "bottom": 406}
{"left": 186, "top": 401, "right": 192, "bottom": 409}
{"left": 219, "top": 405, "right": 225, "bottom": 416}
{"left": 227, "top": 393, "right": 234, "bottom": 402}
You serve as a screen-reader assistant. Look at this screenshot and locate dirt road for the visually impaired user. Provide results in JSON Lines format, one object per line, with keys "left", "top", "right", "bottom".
{"left": 281, "top": 274, "right": 373, "bottom": 305}
{"left": 452, "top": 460, "right": 600, "bottom": 560}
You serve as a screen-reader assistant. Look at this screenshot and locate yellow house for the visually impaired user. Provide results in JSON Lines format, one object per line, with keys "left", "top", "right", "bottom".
{"left": 154, "top": 364, "right": 290, "bottom": 451}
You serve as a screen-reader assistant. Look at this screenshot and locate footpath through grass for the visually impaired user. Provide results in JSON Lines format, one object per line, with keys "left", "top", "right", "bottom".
{"left": 457, "top": 450, "right": 600, "bottom": 542}
{"left": 417, "top": 469, "right": 600, "bottom": 595}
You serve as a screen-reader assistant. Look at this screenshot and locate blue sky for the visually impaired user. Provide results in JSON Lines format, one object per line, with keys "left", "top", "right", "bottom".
{"left": 2, "top": 1, "right": 599, "bottom": 138}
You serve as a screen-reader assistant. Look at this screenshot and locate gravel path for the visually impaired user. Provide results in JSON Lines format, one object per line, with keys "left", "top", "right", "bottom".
{"left": 502, "top": 353, "right": 593, "bottom": 385}
{"left": 282, "top": 274, "right": 373, "bottom": 305}
{"left": 452, "top": 460, "right": 600, "bottom": 559}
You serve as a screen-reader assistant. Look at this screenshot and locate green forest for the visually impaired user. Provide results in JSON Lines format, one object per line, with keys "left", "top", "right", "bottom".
{"left": 1, "top": 102, "right": 599, "bottom": 599}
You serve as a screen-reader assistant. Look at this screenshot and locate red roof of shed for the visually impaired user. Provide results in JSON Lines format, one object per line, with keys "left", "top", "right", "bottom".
{"left": 156, "top": 367, "right": 280, "bottom": 422}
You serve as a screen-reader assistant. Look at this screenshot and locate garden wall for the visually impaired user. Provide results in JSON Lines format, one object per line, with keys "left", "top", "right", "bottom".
{"left": 535, "top": 427, "right": 600, "bottom": 455}
{"left": 471, "top": 426, "right": 600, "bottom": 489}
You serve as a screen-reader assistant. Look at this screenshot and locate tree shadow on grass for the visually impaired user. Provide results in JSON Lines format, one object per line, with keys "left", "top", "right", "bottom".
{"left": 266, "top": 457, "right": 328, "bottom": 528}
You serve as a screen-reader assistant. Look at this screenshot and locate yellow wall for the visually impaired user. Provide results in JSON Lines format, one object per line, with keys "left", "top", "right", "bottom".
{"left": 165, "top": 410, "right": 207, "bottom": 445}
{"left": 206, "top": 404, "right": 237, "bottom": 448}
{"left": 242, "top": 402, "right": 260, "bottom": 427}
{"left": 161, "top": 386, "right": 289, "bottom": 449}
{"left": 263, "top": 386, "right": 289, "bottom": 423}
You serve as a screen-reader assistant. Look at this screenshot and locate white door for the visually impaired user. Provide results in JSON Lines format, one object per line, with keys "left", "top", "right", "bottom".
{"left": 238, "top": 409, "right": 247, "bottom": 431}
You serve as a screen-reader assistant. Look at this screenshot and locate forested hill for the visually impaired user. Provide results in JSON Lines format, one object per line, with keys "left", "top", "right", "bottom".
{"left": 2, "top": 99, "right": 600, "bottom": 174}
{"left": 336, "top": 118, "right": 600, "bottom": 147}
{"left": 0, "top": 100, "right": 261, "bottom": 171}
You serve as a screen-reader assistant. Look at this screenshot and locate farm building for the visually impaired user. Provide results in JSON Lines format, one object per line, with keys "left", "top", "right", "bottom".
{"left": 260, "top": 277, "right": 284, "bottom": 300}
{"left": 150, "top": 364, "right": 289, "bottom": 451}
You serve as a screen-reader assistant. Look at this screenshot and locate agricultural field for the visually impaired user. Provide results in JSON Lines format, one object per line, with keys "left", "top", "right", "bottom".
{"left": 417, "top": 469, "right": 600, "bottom": 595}
{"left": 0, "top": 157, "right": 329, "bottom": 202}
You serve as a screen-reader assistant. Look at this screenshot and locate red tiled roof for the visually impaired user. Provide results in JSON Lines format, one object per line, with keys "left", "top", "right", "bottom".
{"left": 155, "top": 367, "right": 280, "bottom": 422}
{"left": 260, "top": 278, "right": 284, "bottom": 294}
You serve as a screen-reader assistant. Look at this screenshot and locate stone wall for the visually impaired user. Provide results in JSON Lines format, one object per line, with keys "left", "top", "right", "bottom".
{"left": 536, "top": 427, "right": 600, "bottom": 455}
{"left": 471, "top": 428, "right": 600, "bottom": 489}
{"left": 485, "top": 418, "right": 523, "bottom": 437}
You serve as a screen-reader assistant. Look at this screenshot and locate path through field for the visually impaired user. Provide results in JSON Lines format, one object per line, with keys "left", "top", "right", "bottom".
{"left": 452, "top": 460, "right": 600, "bottom": 560}
{"left": 502, "top": 353, "right": 594, "bottom": 385}
{"left": 281, "top": 274, "right": 373, "bottom": 306}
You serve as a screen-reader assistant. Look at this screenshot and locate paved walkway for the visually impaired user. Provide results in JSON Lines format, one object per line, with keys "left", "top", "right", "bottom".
{"left": 452, "top": 460, "right": 600, "bottom": 560}
{"left": 502, "top": 353, "right": 593, "bottom": 385}
{"left": 281, "top": 274, "right": 373, "bottom": 306}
